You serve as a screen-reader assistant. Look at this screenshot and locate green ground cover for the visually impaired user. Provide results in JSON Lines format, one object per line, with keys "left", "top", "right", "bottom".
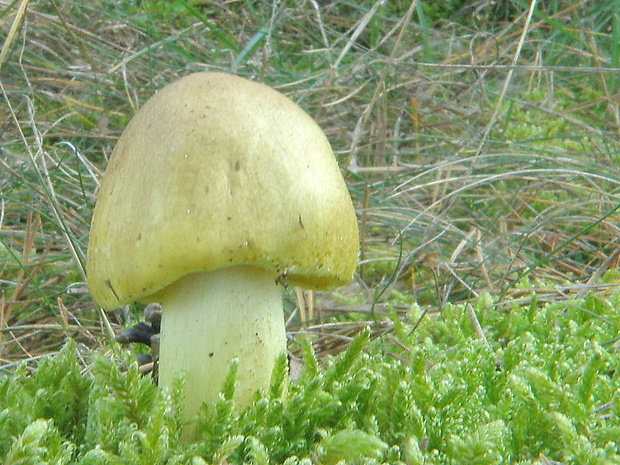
{"left": 3, "top": 292, "right": 620, "bottom": 463}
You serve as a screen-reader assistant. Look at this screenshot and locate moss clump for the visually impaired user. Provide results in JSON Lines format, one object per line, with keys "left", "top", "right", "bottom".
{"left": 2, "top": 291, "right": 620, "bottom": 463}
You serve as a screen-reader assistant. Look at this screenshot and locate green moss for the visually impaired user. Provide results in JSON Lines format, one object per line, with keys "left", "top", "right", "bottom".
{"left": 2, "top": 292, "right": 620, "bottom": 463}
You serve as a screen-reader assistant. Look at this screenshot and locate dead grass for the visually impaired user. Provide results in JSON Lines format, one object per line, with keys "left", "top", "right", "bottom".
{"left": 1, "top": 0, "right": 620, "bottom": 368}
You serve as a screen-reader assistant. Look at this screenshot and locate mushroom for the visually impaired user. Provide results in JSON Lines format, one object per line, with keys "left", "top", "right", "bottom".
{"left": 86, "top": 72, "right": 359, "bottom": 434}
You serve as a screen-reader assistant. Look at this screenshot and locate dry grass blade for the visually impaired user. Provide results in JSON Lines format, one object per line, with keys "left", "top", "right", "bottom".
{"left": 474, "top": 0, "right": 539, "bottom": 155}
{"left": 0, "top": 0, "right": 28, "bottom": 71}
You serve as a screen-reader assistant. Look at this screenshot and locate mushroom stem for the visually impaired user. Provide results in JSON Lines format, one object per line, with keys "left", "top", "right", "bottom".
{"left": 157, "top": 265, "right": 286, "bottom": 435}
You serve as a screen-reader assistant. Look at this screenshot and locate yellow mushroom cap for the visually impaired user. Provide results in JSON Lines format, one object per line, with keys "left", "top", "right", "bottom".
{"left": 86, "top": 72, "right": 359, "bottom": 310}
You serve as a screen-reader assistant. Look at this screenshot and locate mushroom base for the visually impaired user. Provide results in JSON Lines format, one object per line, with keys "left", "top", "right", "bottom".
{"left": 157, "top": 265, "right": 286, "bottom": 437}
